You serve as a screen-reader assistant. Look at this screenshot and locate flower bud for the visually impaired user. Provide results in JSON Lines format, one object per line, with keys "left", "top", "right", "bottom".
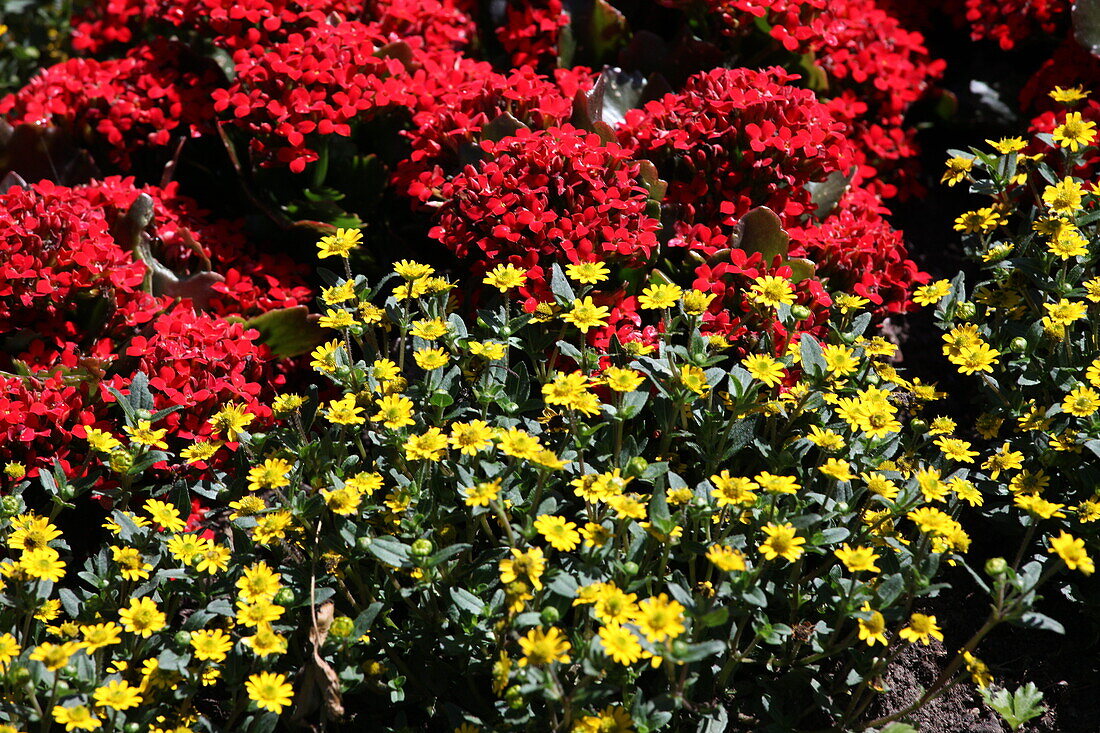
{"left": 174, "top": 631, "right": 192, "bottom": 647}
{"left": 273, "top": 588, "right": 295, "bottom": 606}
{"left": 0, "top": 495, "right": 22, "bottom": 517}
{"left": 625, "top": 457, "right": 649, "bottom": 479}
{"left": 330, "top": 616, "right": 355, "bottom": 638}
{"left": 954, "top": 301, "right": 976, "bottom": 320}
{"left": 790, "top": 304, "right": 812, "bottom": 320}
{"left": 909, "top": 418, "right": 928, "bottom": 433}
{"left": 505, "top": 686, "right": 525, "bottom": 709}
{"left": 540, "top": 606, "right": 561, "bottom": 625}
{"left": 410, "top": 539, "right": 434, "bottom": 557}
{"left": 622, "top": 561, "right": 640, "bottom": 576}
{"left": 1010, "top": 337, "right": 1028, "bottom": 352}
{"left": 985, "top": 557, "right": 1008, "bottom": 577}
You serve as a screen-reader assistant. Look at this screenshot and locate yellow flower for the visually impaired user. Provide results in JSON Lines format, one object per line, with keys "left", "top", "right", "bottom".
{"left": 563, "top": 296, "right": 610, "bottom": 333}
{"left": 83, "top": 426, "right": 122, "bottom": 453}
{"left": 598, "top": 623, "right": 643, "bottom": 665}
{"left": 144, "top": 499, "right": 185, "bottom": 532}
{"left": 93, "top": 679, "right": 143, "bottom": 711}
{"left": 0, "top": 632, "right": 20, "bottom": 667}
{"left": 410, "top": 318, "right": 449, "bottom": 340}
{"left": 517, "top": 626, "right": 571, "bottom": 666}
{"left": 247, "top": 458, "right": 293, "bottom": 492}
{"left": 565, "top": 260, "right": 610, "bottom": 285}
{"left": 208, "top": 402, "right": 255, "bottom": 441}
{"left": 834, "top": 544, "right": 880, "bottom": 573}
{"left": 633, "top": 594, "right": 686, "bottom": 642}
{"left": 822, "top": 344, "right": 859, "bottom": 377}
{"left": 758, "top": 523, "right": 805, "bottom": 562}
{"left": 898, "top": 613, "right": 943, "bottom": 645}
{"left": 246, "top": 671, "right": 294, "bottom": 713}
{"left": 30, "top": 641, "right": 80, "bottom": 671}
{"left": 463, "top": 479, "right": 502, "bottom": 507}
{"left": 580, "top": 522, "right": 612, "bottom": 548}
{"left": 1042, "top": 176, "right": 1085, "bottom": 215}
{"left": 237, "top": 561, "right": 282, "bottom": 601}
{"left": 413, "top": 347, "right": 449, "bottom": 370}
{"left": 602, "top": 366, "right": 644, "bottom": 392}
{"left": 372, "top": 394, "right": 415, "bottom": 429}
{"left": 52, "top": 705, "right": 100, "bottom": 732}
{"left": 986, "top": 137, "right": 1026, "bottom": 154}
{"left": 755, "top": 472, "right": 800, "bottom": 495}
{"left": 79, "top": 623, "right": 121, "bottom": 654}
{"left": 190, "top": 629, "right": 233, "bottom": 662}
{"left": 1050, "top": 85, "right": 1088, "bottom": 104}
{"left": 1048, "top": 227, "right": 1089, "bottom": 259}
{"left": 321, "top": 280, "right": 356, "bottom": 304}
{"left": 468, "top": 340, "right": 506, "bottom": 360}
{"left": 316, "top": 227, "right": 362, "bottom": 258}
{"left": 638, "top": 283, "right": 683, "bottom": 310}
{"left": 1052, "top": 111, "right": 1097, "bottom": 152}
{"left": 818, "top": 458, "right": 854, "bottom": 482}
{"left": 499, "top": 547, "right": 545, "bottom": 590}
{"left": 706, "top": 544, "right": 746, "bottom": 572}
{"left": 20, "top": 547, "right": 66, "bottom": 582}
{"left": 449, "top": 420, "right": 494, "bottom": 455}
{"left": 534, "top": 515, "right": 581, "bottom": 551}
{"left": 743, "top": 354, "right": 785, "bottom": 387}
{"left": 912, "top": 280, "right": 951, "bottom": 306}
{"left": 679, "top": 364, "right": 708, "bottom": 395}
{"left": 123, "top": 420, "right": 168, "bottom": 450}
{"left": 318, "top": 308, "right": 358, "bottom": 330}
{"left": 325, "top": 394, "right": 366, "bottom": 425}
{"left": 805, "top": 425, "right": 844, "bottom": 451}
{"left": 110, "top": 545, "right": 151, "bottom": 581}
{"left": 710, "top": 471, "right": 758, "bottom": 506}
{"left": 941, "top": 156, "right": 973, "bottom": 185}
{"left": 119, "top": 597, "right": 167, "bottom": 638}
{"left": 963, "top": 651, "right": 993, "bottom": 688}
{"left": 1063, "top": 385, "right": 1100, "bottom": 417}
{"left": 194, "top": 544, "right": 232, "bottom": 574}
{"left": 403, "top": 427, "right": 449, "bottom": 461}
{"left": 497, "top": 428, "right": 542, "bottom": 460}
{"left": 953, "top": 207, "right": 1003, "bottom": 234}
{"left": 393, "top": 260, "right": 434, "bottom": 281}
{"left": 748, "top": 275, "right": 795, "bottom": 307}
{"left": 933, "top": 436, "right": 979, "bottom": 463}
{"left": 482, "top": 263, "right": 527, "bottom": 292}
{"left": 857, "top": 603, "right": 888, "bottom": 646}
{"left": 681, "top": 289, "right": 716, "bottom": 314}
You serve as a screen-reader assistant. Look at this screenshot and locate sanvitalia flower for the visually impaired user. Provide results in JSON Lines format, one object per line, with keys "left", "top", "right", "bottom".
{"left": 706, "top": 544, "right": 746, "bottom": 572}
{"left": 598, "top": 623, "right": 642, "bottom": 665}
{"left": 1052, "top": 111, "right": 1097, "bottom": 152}
{"left": 602, "top": 366, "right": 644, "bottom": 392}
{"left": 834, "top": 544, "right": 881, "bottom": 573}
{"left": 248, "top": 458, "right": 293, "bottom": 492}
{"left": 941, "top": 156, "right": 973, "bottom": 186}
{"left": 52, "top": 704, "right": 100, "bottom": 732}
{"left": 79, "top": 623, "right": 122, "bottom": 653}
{"left": 534, "top": 515, "right": 581, "bottom": 551}
{"left": 372, "top": 394, "right": 415, "bottom": 429}
{"left": 743, "top": 355, "right": 785, "bottom": 387}
{"left": 463, "top": 479, "right": 502, "bottom": 507}
{"left": 638, "top": 283, "right": 682, "bottom": 310}
{"left": 679, "top": 365, "right": 708, "bottom": 395}
{"left": 209, "top": 402, "right": 255, "bottom": 441}
{"left": 1048, "top": 531, "right": 1094, "bottom": 574}
{"left": 499, "top": 547, "right": 545, "bottom": 590}
{"left": 748, "top": 275, "right": 795, "bottom": 307}
{"left": 565, "top": 261, "right": 609, "bottom": 285}
{"left": 563, "top": 296, "right": 610, "bottom": 333}
{"left": 710, "top": 471, "right": 758, "bottom": 506}
{"left": 1043, "top": 177, "right": 1084, "bottom": 214}
{"left": 755, "top": 472, "right": 800, "bottom": 495}
{"left": 483, "top": 263, "right": 527, "bottom": 292}
{"left": 30, "top": 641, "right": 80, "bottom": 670}
{"left": 633, "top": 594, "right": 686, "bottom": 642}
{"left": 898, "top": 613, "right": 943, "bottom": 645}
{"left": 190, "top": 629, "right": 233, "bottom": 662}
{"left": 1063, "top": 385, "right": 1100, "bottom": 417}
{"left": 325, "top": 394, "right": 366, "bottom": 425}
{"left": 857, "top": 604, "right": 887, "bottom": 646}
{"left": 912, "top": 280, "right": 951, "bottom": 306}
{"left": 93, "top": 679, "right": 142, "bottom": 710}
{"left": 246, "top": 671, "right": 294, "bottom": 713}
{"left": 517, "top": 626, "right": 571, "bottom": 666}
{"left": 316, "top": 228, "right": 362, "bottom": 258}
{"left": 449, "top": 420, "right": 494, "bottom": 455}
{"left": 123, "top": 419, "right": 168, "bottom": 450}
{"left": 119, "top": 597, "right": 167, "bottom": 637}
{"left": 144, "top": 499, "right": 185, "bottom": 532}
{"left": 21, "top": 547, "right": 66, "bottom": 582}
{"left": 758, "top": 523, "right": 805, "bottom": 562}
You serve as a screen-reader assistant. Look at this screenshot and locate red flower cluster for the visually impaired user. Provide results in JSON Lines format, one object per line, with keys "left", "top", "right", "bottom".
{"left": 0, "top": 178, "right": 307, "bottom": 476}
{"left": 947, "top": 0, "right": 1068, "bottom": 50}
{"left": 494, "top": 0, "right": 569, "bottom": 69}
{"left": 618, "top": 67, "right": 855, "bottom": 224}
{"left": 0, "top": 40, "right": 220, "bottom": 167}
{"left": 428, "top": 124, "right": 660, "bottom": 302}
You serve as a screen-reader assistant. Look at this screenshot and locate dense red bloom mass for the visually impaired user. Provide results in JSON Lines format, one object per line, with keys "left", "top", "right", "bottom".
{"left": 0, "top": 179, "right": 306, "bottom": 476}
{"left": 429, "top": 124, "right": 660, "bottom": 297}
{"left": 0, "top": 40, "right": 220, "bottom": 167}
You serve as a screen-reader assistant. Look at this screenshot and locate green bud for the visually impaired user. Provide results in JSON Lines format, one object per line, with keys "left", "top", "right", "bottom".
{"left": 954, "top": 301, "right": 976, "bottom": 320}
{"left": 505, "top": 686, "right": 525, "bottom": 709}
{"left": 0, "top": 495, "right": 22, "bottom": 517}
{"left": 410, "top": 539, "right": 433, "bottom": 557}
{"left": 109, "top": 451, "right": 134, "bottom": 474}
{"left": 134, "top": 409, "right": 154, "bottom": 422}
{"left": 8, "top": 666, "right": 30, "bottom": 686}
{"left": 790, "top": 305, "right": 812, "bottom": 320}
{"left": 834, "top": 501, "right": 850, "bottom": 514}
{"left": 173, "top": 631, "right": 192, "bottom": 647}
{"left": 539, "top": 606, "right": 561, "bottom": 625}
{"left": 909, "top": 418, "right": 928, "bottom": 434}
{"left": 330, "top": 616, "right": 355, "bottom": 639}
{"left": 273, "top": 588, "right": 295, "bottom": 606}
{"left": 672, "top": 640, "right": 689, "bottom": 658}
{"left": 985, "top": 557, "right": 1008, "bottom": 577}
{"left": 622, "top": 561, "right": 640, "bottom": 576}
{"left": 1010, "top": 337, "right": 1028, "bottom": 352}
{"left": 356, "top": 537, "right": 373, "bottom": 552}
{"left": 625, "top": 457, "right": 649, "bottom": 479}
{"left": 124, "top": 724, "right": 142, "bottom": 733}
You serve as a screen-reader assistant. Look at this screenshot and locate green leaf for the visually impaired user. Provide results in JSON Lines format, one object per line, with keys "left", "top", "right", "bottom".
{"left": 244, "top": 306, "right": 327, "bottom": 358}
{"left": 129, "top": 371, "right": 154, "bottom": 413}
{"left": 982, "top": 683, "right": 1046, "bottom": 731}
{"left": 362, "top": 535, "right": 411, "bottom": 569}
{"left": 1074, "top": 0, "right": 1100, "bottom": 57}
{"left": 799, "top": 334, "right": 826, "bottom": 379}
{"left": 735, "top": 207, "right": 790, "bottom": 263}
{"left": 549, "top": 263, "right": 576, "bottom": 304}
{"left": 449, "top": 587, "right": 485, "bottom": 615}
{"left": 352, "top": 602, "right": 384, "bottom": 638}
